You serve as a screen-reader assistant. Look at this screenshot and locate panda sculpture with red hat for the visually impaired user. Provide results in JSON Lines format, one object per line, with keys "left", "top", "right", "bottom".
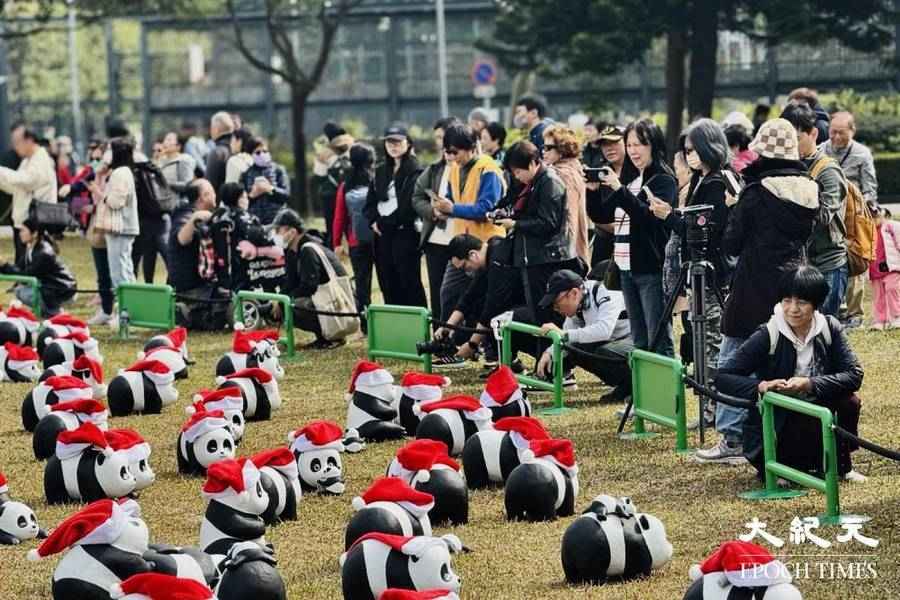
{"left": 0, "top": 341, "right": 40, "bottom": 381}
{"left": 137, "top": 335, "right": 189, "bottom": 379}
{"left": 504, "top": 437, "right": 579, "bottom": 522}
{"left": 42, "top": 330, "right": 103, "bottom": 370}
{"left": 216, "top": 367, "right": 282, "bottom": 421}
{"left": 345, "top": 476, "right": 434, "bottom": 549}
{"left": 397, "top": 371, "right": 451, "bottom": 437}
{"left": 683, "top": 540, "right": 803, "bottom": 600}
{"left": 143, "top": 326, "right": 192, "bottom": 365}
{"left": 23, "top": 372, "right": 95, "bottom": 432}
{"left": 0, "top": 470, "right": 46, "bottom": 545}
{"left": 109, "top": 573, "right": 214, "bottom": 600}
{"left": 177, "top": 409, "right": 236, "bottom": 475}
{"left": 105, "top": 429, "right": 155, "bottom": 495}
{"left": 250, "top": 447, "right": 302, "bottom": 525}
{"left": 216, "top": 326, "right": 285, "bottom": 380}
{"left": 462, "top": 416, "right": 550, "bottom": 489}
{"left": 480, "top": 365, "right": 531, "bottom": 420}
{"left": 40, "top": 353, "right": 107, "bottom": 400}
{"left": 188, "top": 387, "right": 247, "bottom": 443}
{"left": 288, "top": 420, "right": 347, "bottom": 495}
{"left": 32, "top": 395, "right": 108, "bottom": 460}
{"left": 36, "top": 312, "right": 89, "bottom": 358}
{"left": 107, "top": 359, "right": 179, "bottom": 416}
{"left": 414, "top": 394, "right": 493, "bottom": 456}
{"left": 387, "top": 439, "right": 468, "bottom": 526}
{"left": 198, "top": 457, "right": 270, "bottom": 560}
{"left": 345, "top": 360, "right": 405, "bottom": 442}
{"left": 0, "top": 301, "right": 40, "bottom": 346}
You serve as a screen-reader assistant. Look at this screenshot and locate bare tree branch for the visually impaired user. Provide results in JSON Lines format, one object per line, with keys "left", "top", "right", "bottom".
{"left": 308, "top": 0, "right": 362, "bottom": 87}
{"left": 225, "top": 0, "right": 294, "bottom": 82}
{"left": 264, "top": 0, "right": 303, "bottom": 83}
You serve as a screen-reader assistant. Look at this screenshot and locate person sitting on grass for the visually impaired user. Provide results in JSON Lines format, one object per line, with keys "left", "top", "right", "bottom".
{"left": 715, "top": 265, "right": 866, "bottom": 482}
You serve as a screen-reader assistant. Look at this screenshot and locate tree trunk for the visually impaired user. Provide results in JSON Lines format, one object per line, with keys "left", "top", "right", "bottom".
{"left": 687, "top": 0, "right": 720, "bottom": 119}
{"left": 665, "top": 26, "right": 687, "bottom": 159}
{"left": 290, "top": 85, "right": 310, "bottom": 216}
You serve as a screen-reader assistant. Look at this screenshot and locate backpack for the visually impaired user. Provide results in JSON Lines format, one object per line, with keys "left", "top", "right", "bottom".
{"left": 132, "top": 161, "right": 175, "bottom": 217}
{"left": 809, "top": 156, "right": 876, "bottom": 277}
{"left": 343, "top": 184, "right": 374, "bottom": 245}
{"left": 197, "top": 208, "right": 235, "bottom": 286}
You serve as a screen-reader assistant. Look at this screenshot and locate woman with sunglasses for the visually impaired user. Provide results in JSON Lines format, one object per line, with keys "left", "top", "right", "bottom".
{"left": 240, "top": 136, "right": 291, "bottom": 225}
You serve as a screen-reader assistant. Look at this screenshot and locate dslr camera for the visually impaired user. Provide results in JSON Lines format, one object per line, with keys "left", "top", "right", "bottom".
{"left": 485, "top": 206, "right": 514, "bottom": 223}
{"left": 416, "top": 337, "right": 459, "bottom": 357}
{"left": 676, "top": 204, "right": 715, "bottom": 258}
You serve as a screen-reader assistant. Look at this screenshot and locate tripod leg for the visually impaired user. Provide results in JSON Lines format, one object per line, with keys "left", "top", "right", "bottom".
{"left": 617, "top": 396, "right": 633, "bottom": 434}
{"left": 649, "top": 264, "right": 688, "bottom": 353}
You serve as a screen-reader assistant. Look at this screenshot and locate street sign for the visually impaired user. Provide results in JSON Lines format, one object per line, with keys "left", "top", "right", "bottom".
{"left": 471, "top": 58, "right": 497, "bottom": 86}
{"left": 474, "top": 84, "right": 496, "bottom": 99}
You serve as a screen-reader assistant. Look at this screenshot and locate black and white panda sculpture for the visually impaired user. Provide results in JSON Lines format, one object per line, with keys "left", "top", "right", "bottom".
{"left": 33, "top": 398, "right": 109, "bottom": 460}
{"left": 684, "top": 540, "right": 803, "bottom": 600}
{"left": 340, "top": 532, "right": 464, "bottom": 600}
{"left": 199, "top": 457, "right": 270, "bottom": 559}
{"left": 0, "top": 302, "right": 40, "bottom": 346}
{"left": 0, "top": 472, "right": 46, "bottom": 545}
{"left": 0, "top": 341, "right": 41, "bottom": 382}
{"left": 387, "top": 439, "right": 468, "bottom": 526}
{"left": 216, "top": 327, "right": 285, "bottom": 380}
{"left": 462, "top": 416, "right": 550, "bottom": 489}
{"left": 217, "top": 367, "right": 282, "bottom": 421}
{"left": 345, "top": 360, "right": 405, "bottom": 442}
{"left": 215, "top": 541, "right": 287, "bottom": 600}
{"left": 250, "top": 447, "right": 302, "bottom": 525}
{"left": 480, "top": 365, "right": 531, "bottom": 421}
{"left": 143, "top": 326, "right": 192, "bottom": 365}
{"left": 504, "top": 437, "right": 579, "bottom": 522}
{"left": 288, "top": 420, "right": 347, "bottom": 495}
{"left": 188, "top": 387, "right": 247, "bottom": 443}
{"left": 107, "top": 359, "right": 179, "bottom": 416}
{"left": 414, "top": 395, "right": 493, "bottom": 457}
{"left": 138, "top": 341, "right": 189, "bottom": 380}
{"left": 397, "top": 372, "right": 450, "bottom": 437}
{"left": 138, "top": 545, "right": 219, "bottom": 589}
{"left": 345, "top": 476, "right": 434, "bottom": 550}
{"left": 22, "top": 373, "right": 95, "bottom": 432}
{"left": 43, "top": 422, "right": 136, "bottom": 504}
{"left": 561, "top": 494, "right": 673, "bottom": 585}
{"left": 40, "top": 353, "right": 107, "bottom": 398}
{"left": 109, "top": 573, "right": 215, "bottom": 600}
{"left": 177, "top": 410, "right": 236, "bottom": 475}
{"left": 105, "top": 429, "right": 155, "bottom": 495}
{"left": 36, "top": 313, "right": 89, "bottom": 358}
{"left": 42, "top": 331, "right": 103, "bottom": 370}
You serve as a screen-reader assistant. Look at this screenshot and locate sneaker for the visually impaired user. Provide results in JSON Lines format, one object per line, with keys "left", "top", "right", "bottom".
{"left": 869, "top": 322, "right": 886, "bottom": 331}
{"left": 432, "top": 355, "right": 467, "bottom": 370}
{"left": 87, "top": 310, "right": 113, "bottom": 326}
{"left": 694, "top": 437, "right": 746, "bottom": 464}
{"left": 844, "top": 316, "right": 864, "bottom": 330}
{"left": 843, "top": 470, "right": 867, "bottom": 483}
{"left": 302, "top": 338, "right": 346, "bottom": 350}
{"left": 523, "top": 371, "right": 577, "bottom": 392}
{"left": 482, "top": 357, "right": 499, "bottom": 370}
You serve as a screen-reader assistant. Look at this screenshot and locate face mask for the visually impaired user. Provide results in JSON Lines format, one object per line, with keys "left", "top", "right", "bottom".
{"left": 272, "top": 233, "right": 285, "bottom": 248}
{"left": 91, "top": 159, "right": 103, "bottom": 171}
{"left": 254, "top": 151, "right": 272, "bottom": 168}
{"left": 513, "top": 114, "right": 528, "bottom": 129}
{"left": 686, "top": 151, "right": 702, "bottom": 171}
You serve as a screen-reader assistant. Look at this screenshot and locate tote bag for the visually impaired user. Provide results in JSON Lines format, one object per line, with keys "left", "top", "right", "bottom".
{"left": 303, "top": 242, "right": 359, "bottom": 341}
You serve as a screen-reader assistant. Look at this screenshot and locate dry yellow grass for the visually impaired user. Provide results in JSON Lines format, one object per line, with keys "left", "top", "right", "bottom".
{"left": 0, "top": 237, "right": 899, "bottom": 599}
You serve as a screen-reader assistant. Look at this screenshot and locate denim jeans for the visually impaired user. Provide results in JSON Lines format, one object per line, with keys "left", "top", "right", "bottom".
{"left": 105, "top": 233, "right": 136, "bottom": 292}
{"left": 820, "top": 264, "right": 848, "bottom": 318}
{"left": 716, "top": 334, "right": 748, "bottom": 443}
{"left": 619, "top": 270, "right": 673, "bottom": 356}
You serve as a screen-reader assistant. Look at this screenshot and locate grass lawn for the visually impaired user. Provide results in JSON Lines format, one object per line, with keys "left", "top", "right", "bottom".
{"left": 1, "top": 236, "right": 899, "bottom": 599}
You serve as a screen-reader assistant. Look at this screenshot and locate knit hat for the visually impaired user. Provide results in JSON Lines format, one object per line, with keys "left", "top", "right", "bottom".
{"left": 0, "top": 471, "right": 8, "bottom": 496}
{"left": 73, "top": 354, "right": 104, "bottom": 384}
{"left": 344, "top": 532, "right": 463, "bottom": 561}
{"left": 480, "top": 366, "right": 524, "bottom": 407}
{"left": 379, "top": 590, "right": 460, "bottom": 600}
{"left": 689, "top": 540, "right": 792, "bottom": 588}
{"left": 28, "top": 498, "right": 140, "bottom": 560}
{"left": 352, "top": 476, "right": 435, "bottom": 519}
{"left": 749, "top": 118, "right": 799, "bottom": 161}
{"left": 389, "top": 439, "right": 460, "bottom": 483}
{"left": 187, "top": 387, "right": 243, "bottom": 415}
{"left": 6, "top": 303, "right": 39, "bottom": 331}
{"left": 56, "top": 422, "right": 113, "bottom": 460}
{"left": 105, "top": 429, "right": 151, "bottom": 463}
{"left": 181, "top": 410, "right": 229, "bottom": 444}
{"left": 110, "top": 573, "right": 214, "bottom": 600}
{"left": 232, "top": 328, "right": 280, "bottom": 354}
{"left": 3, "top": 342, "right": 39, "bottom": 370}
{"left": 288, "top": 420, "right": 345, "bottom": 453}
{"left": 43, "top": 375, "right": 94, "bottom": 402}
{"left": 201, "top": 457, "right": 261, "bottom": 500}
{"left": 124, "top": 359, "right": 175, "bottom": 388}
{"left": 50, "top": 399, "right": 109, "bottom": 427}
{"left": 401, "top": 372, "right": 450, "bottom": 403}
{"left": 348, "top": 360, "right": 394, "bottom": 399}
{"left": 494, "top": 416, "right": 550, "bottom": 449}
{"left": 413, "top": 394, "right": 492, "bottom": 424}
{"left": 521, "top": 437, "right": 578, "bottom": 476}
{"left": 251, "top": 447, "right": 299, "bottom": 481}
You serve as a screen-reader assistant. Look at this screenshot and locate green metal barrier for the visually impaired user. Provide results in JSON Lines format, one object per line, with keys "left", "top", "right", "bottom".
{"left": 499, "top": 321, "right": 567, "bottom": 415}
{"left": 0, "top": 274, "right": 41, "bottom": 317}
{"left": 739, "top": 391, "right": 865, "bottom": 525}
{"left": 619, "top": 349, "right": 689, "bottom": 452}
{"left": 117, "top": 283, "right": 175, "bottom": 338}
{"left": 366, "top": 304, "right": 433, "bottom": 373}
{"left": 234, "top": 291, "right": 297, "bottom": 360}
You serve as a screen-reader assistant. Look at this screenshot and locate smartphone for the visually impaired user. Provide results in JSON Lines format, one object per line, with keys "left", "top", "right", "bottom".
{"left": 585, "top": 166, "right": 613, "bottom": 183}
{"left": 642, "top": 185, "right": 653, "bottom": 199}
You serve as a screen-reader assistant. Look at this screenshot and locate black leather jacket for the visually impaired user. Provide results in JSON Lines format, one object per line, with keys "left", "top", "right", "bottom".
{"left": 511, "top": 167, "right": 572, "bottom": 267}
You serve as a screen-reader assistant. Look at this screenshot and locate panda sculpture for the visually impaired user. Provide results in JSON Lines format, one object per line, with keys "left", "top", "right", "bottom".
{"left": 0, "top": 302, "right": 40, "bottom": 346}
{"left": 143, "top": 326, "right": 192, "bottom": 365}
{"left": 504, "top": 437, "right": 579, "bottom": 522}
{"left": 397, "top": 372, "right": 450, "bottom": 437}
{"left": 250, "top": 447, "right": 302, "bottom": 525}
{"left": 288, "top": 420, "right": 347, "bottom": 495}
{"left": 22, "top": 373, "right": 95, "bottom": 432}
{"left": 216, "top": 327, "right": 285, "bottom": 380}
{"left": 414, "top": 395, "right": 493, "bottom": 456}
{"left": 345, "top": 360, "right": 405, "bottom": 442}
{"left": 561, "top": 494, "right": 673, "bottom": 585}
{"left": 480, "top": 365, "right": 531, "bottom": 421}
{"left": 199, "top": 457, "right": 270, "bottom": 559}
{"left": 345, "top": 476, "right": 434, "bottom": 550}
{"left": 138, "top": 545, "right": 219, "bottom": 589}
{"left": 217, "top": 367, "right": 282, "bottom": 421}
{"left": 188, "top": 387, "right": 247, "bottom": 443}
{"left": 340, "top": 532, "right": 464, "bottom": 600}
{"left": 0, "top": 341, "right": 40, "bottom": 382}
{"left": 107, "top": 359, "right": 179, "bottom": 416}
{"left": 42, "top": 331, "right": 103, "bottom": 370}
{"left": 40, "top": 353, "right": 107, "bottom": 400}
{"left": 44, "top": 422, "right": 136, "bottom": 504}
{"left": 461, "top": 416, "right": 550, "bottom": 489}
{"left": 387, "top": 439, "right": 468, "bottom": 526}
{"left": 108, "top": 573, "right": 215, "bottom": 600}
{"left": 177, "top": 410, "right": 236, "bottom": 475}
{"left": 33, "top": 398, "right": 109, "bottom": 460}
{"left": 36, "top": 313, "right": 89, "bottom": 358}
{"left": 105, "top": 429, "right": 155, "bottom": 495}
{"left": 215, "top": 541, "right": 288, "bottom": 600}
{"left": 683, "top": 540, "right": 802, "bottom": 600}
{"left": 0, "top": 472, "right": 46, "bottom": 545}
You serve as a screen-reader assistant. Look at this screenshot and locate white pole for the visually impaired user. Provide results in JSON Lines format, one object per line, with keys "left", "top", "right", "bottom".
{"left": 436, "top": 0, "right": 449, "bottom": 117}
{"left": 67, "top": 0, "right": 84, "bottom": 157}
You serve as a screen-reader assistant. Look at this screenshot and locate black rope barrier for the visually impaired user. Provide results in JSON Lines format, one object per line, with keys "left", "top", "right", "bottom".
{"left": 430, "top": 319, "right": 493, "bottom": 336}
{"left": 833, "top": 425, "right": 900, "bottom": 462}
{"left": 684, "top": 375, "right": 757, "bottom": 409}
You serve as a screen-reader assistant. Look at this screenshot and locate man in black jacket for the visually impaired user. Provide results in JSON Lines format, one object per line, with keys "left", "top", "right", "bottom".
{"left": 205, "top": 112, "right": 234, "bottom": 194}
{"left": 272, "top": 208, "right": 350, "bottom": 349}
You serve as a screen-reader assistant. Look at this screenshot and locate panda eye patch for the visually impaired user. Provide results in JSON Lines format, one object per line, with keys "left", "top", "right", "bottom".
{"left": 441, "top": 563, "right": 450, "bottom": 580}
{"left": 120, "top": 466, "right": 129, "bottom": 479}
{"left": 232, "top": 415, "right": 241, "bottom": 425}
{"left": 97, "top": 454, "right": 106, "bottom": 466}
{"left": 17, "top": 516, "right": 27, "bottom": 528}
{"left": 207, "top": 440, "right": 218, "bottom": 453}
{"left": 139, "top": 460, "right": 147, "bottom": 471}
{"left": 310, "top": 458, "right": 321, "bottom": 472}
{"left": 327, "top": 457, "right": 338, "bottom": 468}
{"left": 30, "top": 514, "right": 37, "bottom": 524}
{"left": 223, "top": 439, "right": 233, "bottom": 451}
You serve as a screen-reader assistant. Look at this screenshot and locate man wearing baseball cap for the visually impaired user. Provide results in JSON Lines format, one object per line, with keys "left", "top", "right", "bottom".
{"left": 585, "top": 124, "right": 628, "bottom": 267}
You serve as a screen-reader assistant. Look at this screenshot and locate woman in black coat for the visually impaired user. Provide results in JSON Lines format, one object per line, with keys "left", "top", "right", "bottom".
{"left": 0, "top": 217, "right": 76, "bottom": 315}
{"left": 716, "top": 266, "right": 865, "bottom": 482}
{"left": 364, "top": 124, "right": 426, "bottom": 308}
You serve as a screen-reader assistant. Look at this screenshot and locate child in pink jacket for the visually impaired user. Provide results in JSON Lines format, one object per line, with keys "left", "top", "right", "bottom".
{"left": 869, "top": 207, "right": 900, "bottom": 330}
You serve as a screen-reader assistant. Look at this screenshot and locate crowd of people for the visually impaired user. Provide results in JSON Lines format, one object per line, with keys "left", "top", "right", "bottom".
{"left": 0, "top": 86, "right": 887, "bottom": 483}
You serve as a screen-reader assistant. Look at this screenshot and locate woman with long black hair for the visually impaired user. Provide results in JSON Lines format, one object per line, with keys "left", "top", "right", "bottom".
{"left": 364, "top": 123, "right": 427, "bottom": 307}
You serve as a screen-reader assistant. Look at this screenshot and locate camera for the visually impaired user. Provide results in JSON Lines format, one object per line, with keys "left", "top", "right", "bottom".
{"left": 676, "top": 204, "right": 715, "bottom": 258}
{"left": 486, "top": 206, "right": 514, "bottom": 223}
{"left": 416, "top": 337, "right": 459, "bottom": 357}
{"left": 584, "top": 166, "right": 613, "bottom": 183}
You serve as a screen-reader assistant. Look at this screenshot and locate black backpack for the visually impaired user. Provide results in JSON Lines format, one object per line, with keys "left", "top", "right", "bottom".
{"left": 132, "top": 162, "right": 174, "bottom": 218}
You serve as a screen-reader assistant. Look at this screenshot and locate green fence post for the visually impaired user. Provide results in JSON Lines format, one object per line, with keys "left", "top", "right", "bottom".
{"left": 0, "top": 275, "right": 41, "bottom": 317}
{"left": 365, "top": 304, "right": 432, "bottom": 370}
{"left": 619, "top": 349, "right": 691, "bottom": 445}
{"left": 499, "top": 321, "right": 570, "bottom": 415}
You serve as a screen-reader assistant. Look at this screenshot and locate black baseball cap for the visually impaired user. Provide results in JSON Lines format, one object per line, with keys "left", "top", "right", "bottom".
{"left": 383, "top": 123, "right": 410, "bottom": 141}
{"left": 538, "top": 270, "right": 584, "bottom": 308}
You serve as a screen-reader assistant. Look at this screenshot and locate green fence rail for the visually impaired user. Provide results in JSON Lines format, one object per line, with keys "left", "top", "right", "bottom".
{"left": 234, "top": 291, "right": 297, "bottom": 360}
{"left": 117, "top": 283, "right": 175, "bottom": 338}
{"left": 366, "top": 304, "right": 433, "bottom": 372}
{"left": 499, "top": 320, "right": 567, "bottom": 415}
{"left": 0, "top": 275, "right": 41, "bottom": 317}
{"left": 619, "top": 349, "right": 689, "bottom": 451}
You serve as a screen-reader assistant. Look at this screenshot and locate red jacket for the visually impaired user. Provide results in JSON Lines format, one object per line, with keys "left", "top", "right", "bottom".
{"left": 332, "top": 182, "right": 359, "bottom": 249}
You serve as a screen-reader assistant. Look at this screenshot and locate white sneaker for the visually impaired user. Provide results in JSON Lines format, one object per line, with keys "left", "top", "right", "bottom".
{"left": 844, "top": 470, "right": 867, "bottom": 483}
{"left": 694, "top": 437, "right": 746, "bottom": 464}
{"left": 87, "top": 310, "right": 113, "bottom": 326}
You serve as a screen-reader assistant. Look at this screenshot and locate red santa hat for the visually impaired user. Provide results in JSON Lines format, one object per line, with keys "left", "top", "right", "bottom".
{"left": 400, "top": 372, "right": 450, "bottom": 403}
{"left": 50, "top": 399, "right": 109, "bottom": 427}
{"left": 55, "top": 422, "right": 113, "bottom": 460}
{"left": 287, "top": 420, "right": 345, "bottom": 453}
{"left": 344, "top": 532, "right": 463, "bottom": 561}
{"left": 6, "top": 302, "right": 39, "bottom": 329}
{"left": 56, "top": 330, "right": 99, "bottom": 352}
{"left": 181, "top": 410, "right": 229, "bottom": 444}
{"left": 689, "top": 540, "right": 792, "bottom": 588}
{"left": 251, "top": 447, "right": 299, "bottom": 481}
{"left": 124, "top": 359, "right": 174, "bottom": 388}
{"left": 480, "top": 365, "right": 524, "bottom": 407}
{"left": 389, "top": 439, "right": 459, "bottom": 483}
{"left": 105, "top": 429, "right": 151, "bottom": 463}
{"left": 43, "top": 375, "right": 93, "bottom": 403}
{"left": 379, "top": 590, "right": 459, "bottom": 600}
{"left": 494, "top": 416, "right": 550, "bottom": 450}
{"left": 73, "top": 354, "right": 104, "bottom": 383}
{"left": 3, "top": 342, "right": 39, "bottom": 370}
{"left": 413, "top": 394, "right": 492, "bottom": 424}
{"left": 28, "top": 498, "right": 140, "bottom": 560}
{"left": 521, "top": 437, "right": 578, "bottom": 475}
{"left": 109, "top": 573, "right": 214, "bottom": 600}
{"left": 0, "top": 471, "right": 8, "bottom": 496}
{"left": 352, "top": 476, "right": 435, "bottom": 519}
{"left": 348, "top": 360, "right": 393, "bottom": 394}
{"left": 44, "top": 313, "right": 88, "bottom": 332}
{"left": 232, "top": 328, "right": 280, "bottom": 354}
{"left": 201, "top": 457, "right": 261, "bottom": 501}
{"left": 187, "top": 387, "right": 243, "bottom": 415}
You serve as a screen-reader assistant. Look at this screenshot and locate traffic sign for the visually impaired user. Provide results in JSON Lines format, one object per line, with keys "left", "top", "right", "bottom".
{"left": 473, "top": 84, "right": 496, "bottom": 99}
{"left": 471, "top": 59, "right": 497, "bottom": 86}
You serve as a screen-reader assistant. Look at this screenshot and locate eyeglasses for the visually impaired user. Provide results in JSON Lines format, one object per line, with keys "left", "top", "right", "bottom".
{"left": 544, "top": 144, "right": 558, "bottom": 152}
